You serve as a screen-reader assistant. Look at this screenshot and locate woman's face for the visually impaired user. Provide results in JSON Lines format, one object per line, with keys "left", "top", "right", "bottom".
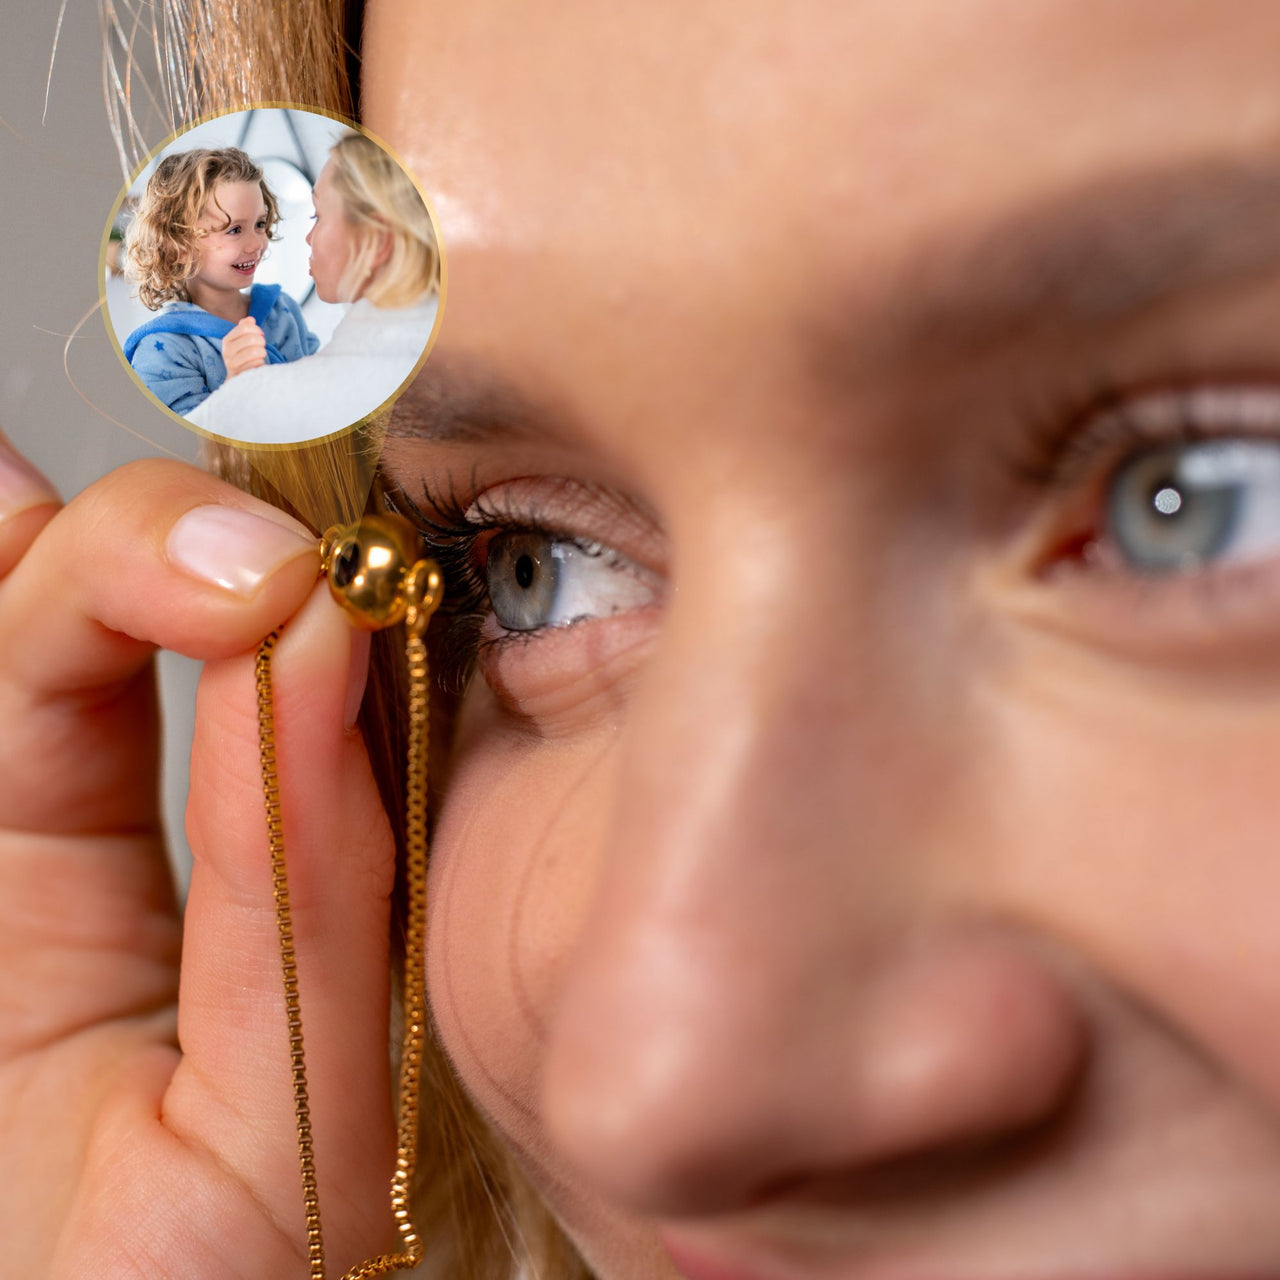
{"left": 365, "top": 2, "right": 1280, "bottom": 1275}
{"left": 305, "top": 161, "right": 356, "bottom": 303}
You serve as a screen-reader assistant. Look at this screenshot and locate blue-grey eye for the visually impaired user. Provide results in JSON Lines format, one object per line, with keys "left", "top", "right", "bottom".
{"left": 486, "top": 530, "right": 659, "bottom": 633}
{"left": 488, "top": 532, "right": 563, "bottom": 631}
{"left": 1108, "top": 439, "right": 1280, "bottom": 572}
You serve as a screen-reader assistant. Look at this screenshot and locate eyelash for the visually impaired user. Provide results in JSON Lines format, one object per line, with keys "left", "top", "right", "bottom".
{"left": 1010, "top": 380, "right": 1280, "bottom": 492}
{"left": 384, "top": 475, "right": 608, "bottom": 691}
{"left": 382, "top": 381, "right": 1280, "bottom": 688}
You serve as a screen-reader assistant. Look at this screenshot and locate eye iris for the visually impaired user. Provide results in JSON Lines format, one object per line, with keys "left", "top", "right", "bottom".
{"left": 1108, "top": 444, "right": 1241, "bottom": 572}
{"left": 487, "top": 532, "right": 561, "bottom": 631}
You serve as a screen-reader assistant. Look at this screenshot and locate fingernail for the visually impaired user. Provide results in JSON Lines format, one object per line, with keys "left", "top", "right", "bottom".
{"left": 167, "top": 504, "right": 316, "bottom": 596}
{"left": 344, "top": 628, "right": 372, "bottom": 730}
{"left": 0, "top": 441, "right": 59, "bottom": 519}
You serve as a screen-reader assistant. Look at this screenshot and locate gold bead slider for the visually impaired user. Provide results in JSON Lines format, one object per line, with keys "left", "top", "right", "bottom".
{"left": 320, "top": 514, "right": 443, "bottom": 634}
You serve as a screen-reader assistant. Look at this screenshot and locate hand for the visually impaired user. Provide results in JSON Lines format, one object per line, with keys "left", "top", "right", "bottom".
{"left": 223, "top": 316, "right": 268, "bottom": 378}
{"left": 0, "top": 434, "right": 401, "bottom": 1278}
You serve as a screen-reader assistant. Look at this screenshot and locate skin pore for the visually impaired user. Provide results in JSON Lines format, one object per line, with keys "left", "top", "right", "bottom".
{"left": 362, "top": 2, "right": 1280, "bottom": 1277}
{"left": 185, "top": 179, "right": 269, "bottom": 322}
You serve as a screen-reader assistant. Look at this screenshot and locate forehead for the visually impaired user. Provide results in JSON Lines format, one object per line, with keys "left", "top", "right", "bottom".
{"left": 198, "top": 179, "right": 266, "bottom": 225}
{"left": 364, "top": 0, "right": 1280, "bottom": 475}
{"left": 312, "top": 163, "right": 340, "bottom": 203}
{"left": 365, "top": 1, "right": 1280, "bottom": 262}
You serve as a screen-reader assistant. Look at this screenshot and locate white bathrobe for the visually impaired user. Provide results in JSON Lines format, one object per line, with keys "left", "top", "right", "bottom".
{"left": 187, "top": 294, "right": 438, "bottom": 445}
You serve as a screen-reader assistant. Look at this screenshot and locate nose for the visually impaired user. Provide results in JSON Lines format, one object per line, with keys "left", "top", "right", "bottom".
{"left": 539, "top": 524, "right": 1089, "bottom": 1217}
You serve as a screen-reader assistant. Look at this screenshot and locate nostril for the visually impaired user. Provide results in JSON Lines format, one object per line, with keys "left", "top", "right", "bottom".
{"left": 541, "top": 928, "right": 1089, "bottom": 1219}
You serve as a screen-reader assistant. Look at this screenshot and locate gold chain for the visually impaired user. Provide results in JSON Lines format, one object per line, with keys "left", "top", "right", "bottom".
{"left": 255, "top": 574, "right": 434, "bottom": 1278}
{"left": 256, "top": 632, "right": 328, "bottom": 1278}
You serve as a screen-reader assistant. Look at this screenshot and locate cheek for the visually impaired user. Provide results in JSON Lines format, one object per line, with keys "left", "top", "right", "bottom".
{"left": 318, "top": 226, "right": 352, "bottom": 276}
{"left": 977, "top": 654, "right": 1280, "bottom": 1103}
{"left": 427, "top": 725, "right": 616, "bottom": 1146}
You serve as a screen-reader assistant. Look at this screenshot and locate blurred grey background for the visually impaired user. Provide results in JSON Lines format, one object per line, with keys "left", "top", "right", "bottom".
{"left": 2, "top": 2, "right": 206, "bottom": 882}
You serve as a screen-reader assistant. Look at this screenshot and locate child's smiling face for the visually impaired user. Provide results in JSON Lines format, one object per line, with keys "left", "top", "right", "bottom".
{"left": 187, "top": 180, "right": 270, "bottom": 316}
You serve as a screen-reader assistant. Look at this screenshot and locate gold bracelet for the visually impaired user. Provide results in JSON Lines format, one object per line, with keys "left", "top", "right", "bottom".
{"left": 256, "top": 514, "right": 442, "bottom": 1279}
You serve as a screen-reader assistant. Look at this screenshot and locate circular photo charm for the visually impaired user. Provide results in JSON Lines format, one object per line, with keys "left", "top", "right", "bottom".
{"left": 102, "top": 106, "right": 442, "bottom": 447}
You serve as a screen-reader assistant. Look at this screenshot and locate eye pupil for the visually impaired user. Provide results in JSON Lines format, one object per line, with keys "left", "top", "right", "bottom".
{"left": 487, "top": 534, "right": 561, "bottom": 631}
{"left": 1108, "top": 443, "right": 1250, "bottom": 572}
{"left": 1152, "top": 484, "right": 1184, "bottom": 517}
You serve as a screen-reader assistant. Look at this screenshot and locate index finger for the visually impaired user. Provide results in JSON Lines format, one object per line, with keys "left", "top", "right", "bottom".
{"left": 0, "top": 458, "right": 317, "bottom": 689}
{"left": 0, "top": 459, "right": 318, "bottom": 835}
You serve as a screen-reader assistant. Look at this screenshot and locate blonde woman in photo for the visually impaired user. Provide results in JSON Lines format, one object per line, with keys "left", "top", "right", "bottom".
{"left": 4, "top": 2, "right": 1280, "bottom": 1278}
{"left": 189, "top": 132, "right": 439, "bottom": 445}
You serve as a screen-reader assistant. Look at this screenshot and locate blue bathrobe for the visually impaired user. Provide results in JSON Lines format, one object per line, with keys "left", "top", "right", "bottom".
{"left": 123, "top": 284, "right": 320, "bottom": 416}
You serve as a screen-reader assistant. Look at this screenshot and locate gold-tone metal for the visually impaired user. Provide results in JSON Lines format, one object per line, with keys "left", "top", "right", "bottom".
{"left": 256, "top": 517, "right": 443, "bottom": 1279}
{"left": 256, "top": 632, "right": 327, "bottom": 1280}
{"left": 321, "top": 514, "right": 429, "bottom": 630}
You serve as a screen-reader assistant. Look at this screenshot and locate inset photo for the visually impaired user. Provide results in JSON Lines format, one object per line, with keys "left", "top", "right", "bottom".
{"left": 103, "top": 106, "right": 442, "bottom": 446}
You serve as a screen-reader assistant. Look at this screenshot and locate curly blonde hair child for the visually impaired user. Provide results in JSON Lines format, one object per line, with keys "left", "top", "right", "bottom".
{"left": 126, "top": 147, "right": 281, "bottom": 310}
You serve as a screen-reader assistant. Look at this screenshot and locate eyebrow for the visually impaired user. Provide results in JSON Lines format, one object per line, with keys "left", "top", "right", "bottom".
{"left": 389, "top": 154, "right": 1280, "bottom": 448}
{"left": 858, "top": 154, "right": 1280, "bottom": 365}
{"left": 387, "top": 360, "right": 576, "bottom": 447}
